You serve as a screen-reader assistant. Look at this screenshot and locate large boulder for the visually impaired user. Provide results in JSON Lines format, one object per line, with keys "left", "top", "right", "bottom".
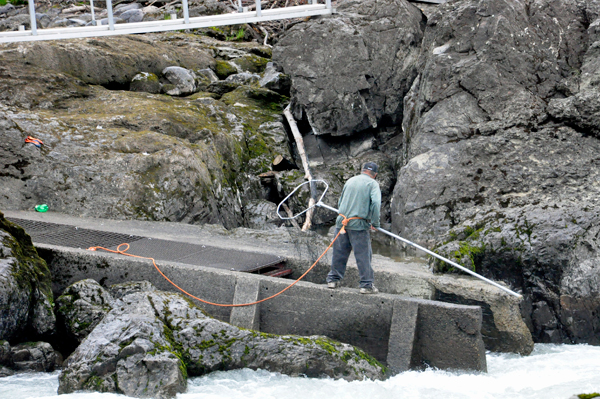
{"left": 56, "top": 279, "right": 114, "bottom": 349}
{"left": 0, "top": 33, "right": 294, "bottom": 229}
{"left": 162, "top": 66, "right": 197, "bottom": 96}
{"left": 10, "top": 341, "right": 62, "bottom": 372}
{"left": 391, "top": 0, "right": 600, "bottom": 345}
{"left": 0, "top": 212, "right": 55, "bottom": 341}
{"left": 273, "top": 0, "right": 425, "bottom": 136}
{"left": 0, "top": 340, "right": 62, "bottom": 373}
{"left": 58, "top": 282, "right": 386, "bottom": 398}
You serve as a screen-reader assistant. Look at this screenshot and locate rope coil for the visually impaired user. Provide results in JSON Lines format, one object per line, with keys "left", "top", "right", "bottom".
{"left": 88, "top": 223, "right": 348, "bottom": 307}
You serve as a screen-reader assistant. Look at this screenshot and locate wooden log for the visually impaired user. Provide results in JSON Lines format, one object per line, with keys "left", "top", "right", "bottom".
{"left": 283, "top": 105, "right": 315, "bottom": 232}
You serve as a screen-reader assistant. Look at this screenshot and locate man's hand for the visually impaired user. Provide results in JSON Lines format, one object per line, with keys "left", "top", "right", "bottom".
{"left": 370, "top": 226, "right": 378, "bottom": 232}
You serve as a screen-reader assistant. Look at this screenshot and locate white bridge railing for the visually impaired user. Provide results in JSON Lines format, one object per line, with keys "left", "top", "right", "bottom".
{"left": 0, "top": 0, "right": 333, "bottom": 43}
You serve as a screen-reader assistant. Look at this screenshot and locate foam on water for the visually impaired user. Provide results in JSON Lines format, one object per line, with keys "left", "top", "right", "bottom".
{"left": 2, "top": 344, "right": 599, "bottom": 399}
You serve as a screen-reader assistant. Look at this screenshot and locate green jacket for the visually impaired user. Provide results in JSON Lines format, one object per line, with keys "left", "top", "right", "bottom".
{"left": 335, "top": 173, "right": 381, "bottom": 231}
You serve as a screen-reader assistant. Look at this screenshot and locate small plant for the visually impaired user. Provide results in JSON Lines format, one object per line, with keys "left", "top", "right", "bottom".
{"left": 1, "top": 0, "right": 28, "bottom": 6}
{"left": 226, "top": 27, "right": 245, "bottom": 41}
{"left": 578, "top": 394, "right": 600, "bottom": 399}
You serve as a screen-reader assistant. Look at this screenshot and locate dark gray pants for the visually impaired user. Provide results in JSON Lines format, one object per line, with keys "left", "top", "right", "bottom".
{"left": 326, "top": 228, "right": 374, "bottom": 288}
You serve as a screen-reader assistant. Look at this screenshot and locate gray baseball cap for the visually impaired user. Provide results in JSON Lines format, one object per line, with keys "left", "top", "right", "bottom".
{"left": 362, "top": 162, "right": 378, "bottom": 173}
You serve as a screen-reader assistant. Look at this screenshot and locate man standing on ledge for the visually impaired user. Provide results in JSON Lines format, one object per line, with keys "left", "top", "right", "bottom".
{"left": 326, "top": 161, "right": 381, "bottom": 294}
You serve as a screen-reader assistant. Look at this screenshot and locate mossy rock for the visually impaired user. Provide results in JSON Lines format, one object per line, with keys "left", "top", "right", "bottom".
{"left": 207, "top": 81, "right": 241, "bottom": 97}
{"left": 130, "top": 72, "right": 161, "bottom": 94}
{"left": 187, "top": 92, "right": 219, "bottom": 101}
{"left": 231, "top": 54, "right": 269, "bottom": 74}
{"left": 221, "top": 86, "right": 288, "bottom": 111}
{"left": 0, "top": 212, "right": 55, "bottom": 340}
{"left": 213, "top": 60, "right": 238, "bottom": 80}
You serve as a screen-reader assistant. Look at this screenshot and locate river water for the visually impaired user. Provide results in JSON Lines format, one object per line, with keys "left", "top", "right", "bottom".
{"left": 2, "top": 344, "right": 598, "bottom": 399}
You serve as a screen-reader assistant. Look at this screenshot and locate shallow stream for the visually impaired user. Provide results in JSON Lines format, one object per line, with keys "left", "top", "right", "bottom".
{"left": 2, "top": 344, "right": 598, "bottom": 399}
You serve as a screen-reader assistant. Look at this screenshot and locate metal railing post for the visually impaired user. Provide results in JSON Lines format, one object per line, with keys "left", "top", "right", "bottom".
{"left": 256, "top": 0, "right": 261, "bottom": 17}
{"left": 238, "top": 0, "right": 243, "bottom": 12}
{"left": 27, "top": 0, "right": 37, "bottom": 35}
{"left": 106, "top": 0, "right": 115, "bottom": 30}
{"left": 90, "top": 0, "right": 96, "bottom": 25}
{"left": 182, "top": 0, "right": 189, "bottom": 24}
{"left": 326, "top": 0, "right": 331, "bottom": 10}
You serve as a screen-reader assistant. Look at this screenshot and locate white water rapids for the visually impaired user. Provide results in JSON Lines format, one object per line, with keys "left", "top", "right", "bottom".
{"left": 1, "top": 344, "right": 598, "bottom": 399}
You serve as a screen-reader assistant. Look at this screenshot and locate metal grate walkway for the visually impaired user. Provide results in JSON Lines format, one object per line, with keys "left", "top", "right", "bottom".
{"left": 7, "top": 217, "right": 288, "bottom": 274}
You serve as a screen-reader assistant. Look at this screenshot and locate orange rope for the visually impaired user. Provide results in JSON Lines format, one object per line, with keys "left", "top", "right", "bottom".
{"left": 89, "top": 228, "right": 337, "bottom": 307}
{"left": 88, "top": 215, "right": 364, "bottom": 307}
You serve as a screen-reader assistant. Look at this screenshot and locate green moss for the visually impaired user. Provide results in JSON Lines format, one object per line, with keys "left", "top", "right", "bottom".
{"left": 231, "top": 54, "right": 269, "bottom": 74}
{"left": 226, "top": 27, "right": 246, "bottom": 41}
{"left": 251, "top": 331, "right": 277, "bottom": 339}
{"left": 0, "top": 0, "right": 27, "bottom": 5}
{"left": 214, "top": 60, "right": 237, "bottom": 80}
{"left": 75, "top": 320, "right": 91, "bottom": 332}
{"left": 451, "top": 241, "right": 485, "bottom": 272}
{"left": 314, "top": 338, "right": 340, "bottom": 355}
{"left": 350, "top": 348, "right": 387, "bottom": 372}
{"left": 0, "top": 214, "right": 54, "bottom": 307}
{"left": 83, "top": 375, "right": 109, "bottom": 392}
{"left": 197, "top": 339, "right": 217, "bottom": 350}
{"left": 220, "top": 86, "right": 285, "bottom": 111}
{"left": 578, "top": 394, "right": 600, "bottom": 399}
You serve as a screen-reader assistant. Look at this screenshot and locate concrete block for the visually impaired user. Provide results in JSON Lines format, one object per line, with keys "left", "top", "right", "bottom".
{"left": 258, "top": 280, "right": 393, "bottom": 362}
{"left": 229, "top": 276, "right": 261, "bottom": 330}
{"left": 386, "top": 299, "right": 418, "bottom": 372}
{"left": 40, "top": 244, "right": 488, "bottom": 373}
{"left": 40, "top": 245, "right": 238, "bottom": 322}
{"left": 411, "top": 300, "right": 487, "bottom": 372}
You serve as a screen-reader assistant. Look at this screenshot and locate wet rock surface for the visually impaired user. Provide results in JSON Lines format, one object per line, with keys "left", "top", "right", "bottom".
{"left": 56, "top": 279, "right": 114, "bottom": 349}
{"left": 11, "top": 341, "right": 62, "bottom": 372}
{"left": 0, "top": 340, "right": 62, "bottom": 373}
{"left": 0, "top": 211, "right": 55, "bottom": 342}
{"left": 58, "top": 280, "right": 386, "bottom": 398}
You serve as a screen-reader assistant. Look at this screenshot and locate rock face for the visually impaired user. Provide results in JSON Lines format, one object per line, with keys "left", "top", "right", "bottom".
{"left": 0, "top": 340, "right": 62, "bottom": 373}
{"left": 58, "top": 280, "right": 386, "bottom": 398}
{"left": 272, "top": 0, "right": 600, "bottom": 347}
{"left": 0, "top": 33, "right": 295, "bottom": 229}
{"left": 389, "top": 0, "right": 600, "bottom": 345}
{"left": 0, "top": 212, "right": 55, "bottom": 341}
{"left": 56, "top": 279, "right": 114, "bottom": 350}
{"left": 10, "top": 341, "right": 62, "bottom": 372}
{"left": 273, "top": 0, "right": 425, "bottom": 136}
{"left": 162, "top": 66, "right": 197, "bottom": 96}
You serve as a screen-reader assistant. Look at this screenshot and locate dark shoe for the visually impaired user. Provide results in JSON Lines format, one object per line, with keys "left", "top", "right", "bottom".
{"left": 327, "top": 281, "right": 340, "bottom": 289}
{"left": 359, "top": 286, "right": 379, "bottom": 294}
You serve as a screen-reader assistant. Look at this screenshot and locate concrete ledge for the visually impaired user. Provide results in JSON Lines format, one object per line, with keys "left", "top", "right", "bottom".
{"left": 39, "top": 244, "right": 487, "bottom": 372}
